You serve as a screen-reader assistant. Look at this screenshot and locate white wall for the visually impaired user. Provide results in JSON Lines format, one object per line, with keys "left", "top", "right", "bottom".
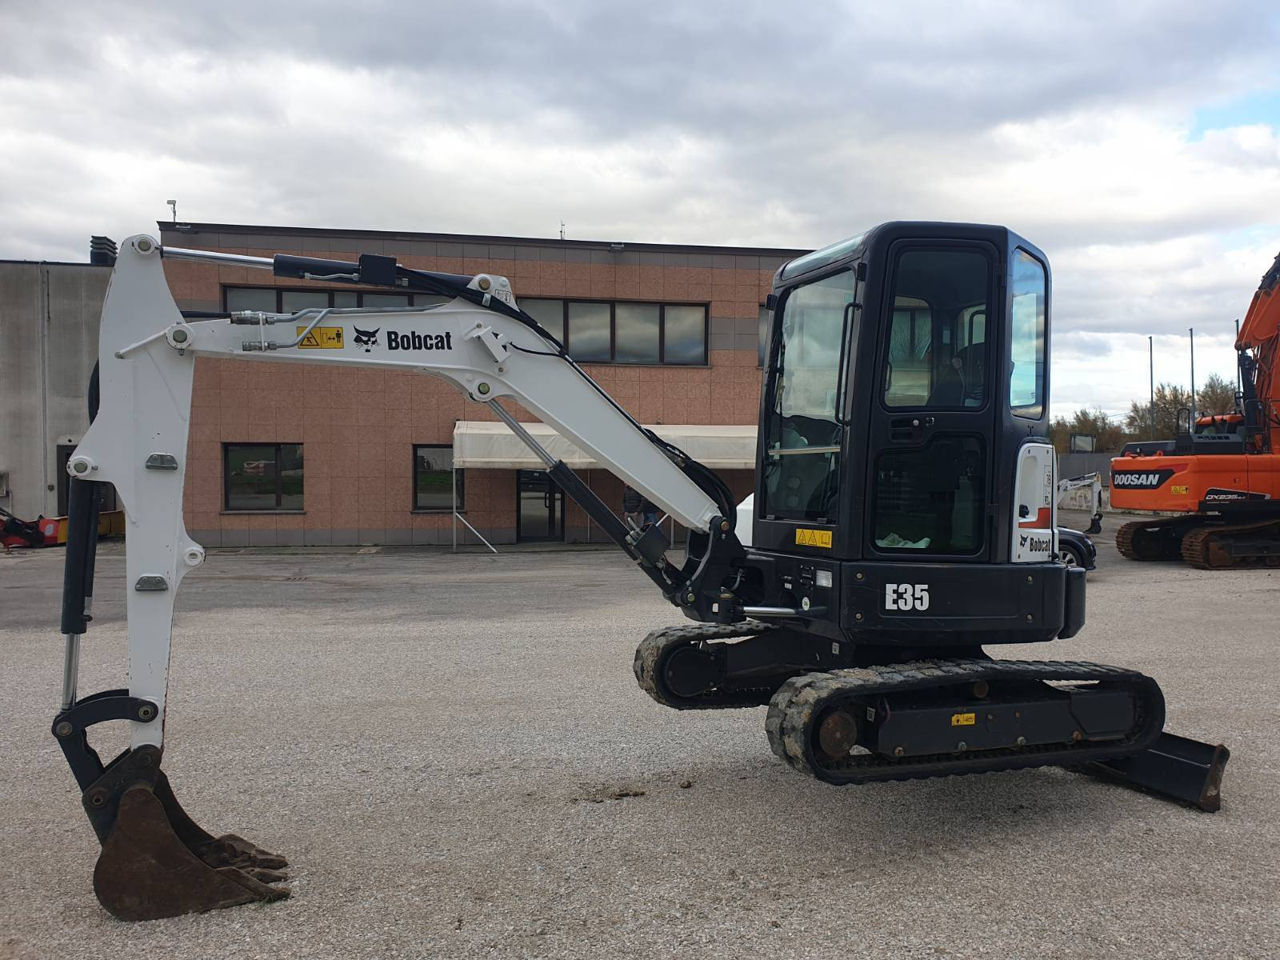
{"left": 0, "top": 262, "right": 109, "bottom": 518}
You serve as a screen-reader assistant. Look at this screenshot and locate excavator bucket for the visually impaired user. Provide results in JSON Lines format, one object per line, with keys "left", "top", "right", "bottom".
{"left": 93, "top": 773, "right": 288, "bottom": 921}
{"left": 78, "top": 745, "right": 289, "bottom": 921}
{"left": 55, "top": 443, "right": 288, "bottom": 919}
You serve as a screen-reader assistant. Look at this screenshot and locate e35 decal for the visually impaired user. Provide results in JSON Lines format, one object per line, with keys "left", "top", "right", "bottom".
{"left": 884, "top": 583, "right": 930, "bottom": 611}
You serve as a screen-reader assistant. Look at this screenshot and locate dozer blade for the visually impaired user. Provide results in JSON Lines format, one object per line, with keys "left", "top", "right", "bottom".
{"left": 83, "top": 747, "right": 289, "bottom": 921}
{"left": 1085, "top": 733, "right": 1230, "bottom": 812}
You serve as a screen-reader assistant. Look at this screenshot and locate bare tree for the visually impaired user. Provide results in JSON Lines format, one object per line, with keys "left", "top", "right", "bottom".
{"left": 1195, "top": 372, "right": 1237, "bottom": 416}
{"left": 1048, "top": 408, "right": 1131, "bottom": 454}
{"left": 1125, "top": 383, "right": 1192, "bottom": 439}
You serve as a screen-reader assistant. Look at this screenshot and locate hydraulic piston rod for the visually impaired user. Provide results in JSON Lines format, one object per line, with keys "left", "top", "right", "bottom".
{"left": 160, "top": 246, "right": 274, "bottom": 269}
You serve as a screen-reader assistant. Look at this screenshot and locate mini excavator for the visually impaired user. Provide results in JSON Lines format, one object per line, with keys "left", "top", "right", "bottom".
{"left": 56, "top": 223, "right": 1229, "bottom": 920}
{"left": 1113, "top": 250, "right": 1280, "bottom": 567}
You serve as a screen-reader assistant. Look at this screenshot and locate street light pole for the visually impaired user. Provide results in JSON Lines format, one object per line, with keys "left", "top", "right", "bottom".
{"left": 1236, "top": 318, "right": 1242, "bottom": 400}
{"left": 1189, "top": 327, "right": 1196, "bottom": 426}
{"left": 1149, "top": 335, "right": 1155, "bottom": 437}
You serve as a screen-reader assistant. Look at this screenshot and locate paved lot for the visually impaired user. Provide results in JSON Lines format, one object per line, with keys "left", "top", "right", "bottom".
{"left": 1, "top": 512, "right": 1277, "bottom": 959}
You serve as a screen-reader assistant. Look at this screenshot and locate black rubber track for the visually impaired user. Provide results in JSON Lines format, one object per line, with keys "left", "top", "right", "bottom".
{"left": 633, "top": 621, "right": 780, "bottom": 710}
{"left": 766, "top": 659, "right": 1165, "bottom": 785}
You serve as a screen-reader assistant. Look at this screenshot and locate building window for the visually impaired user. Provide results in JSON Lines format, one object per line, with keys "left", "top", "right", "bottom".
{"left": 224, "top": 288, "right": 447, "bottom": 311}
{"left": 568, "top": 301, "right": 611, "bottom": 362}
{"left": 280, "top": 290, "right": 328, "bottom": 312}
{"left": 616, "top": 303, "right": 660, "bottom": 362}
{"left": 225, "top": 288, "right": 276, "bottom": 312}
{"left": 414, "top": 445, "right": 462, "bottom": 511}
{"left": 226, "top": 287, "right": 708, "bottom": 364}
{"left": 224, "top": 443, "right": 304, "bottom": 511}
{"left": 521, "top": 298, "right": 707, "bottom": 365}
{"left": 521, "top": 298, "right": 567, "bottom": 343}
{"left": 663, "top": 305, "right": 705, "bottom": 364}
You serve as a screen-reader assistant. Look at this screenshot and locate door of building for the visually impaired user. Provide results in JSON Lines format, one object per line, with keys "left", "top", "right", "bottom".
{"left": 516, "top": 470, "right": 564, "bottom": 542}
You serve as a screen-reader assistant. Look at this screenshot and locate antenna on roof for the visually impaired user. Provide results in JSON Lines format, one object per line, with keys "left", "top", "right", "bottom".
{"left": 167, "top": 200, "right": 177, "bottom": 223}
{"left": 559, "top": 221, "right": 566, "bottom": 240}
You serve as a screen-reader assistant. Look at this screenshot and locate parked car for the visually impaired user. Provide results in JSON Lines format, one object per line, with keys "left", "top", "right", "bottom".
{"left": 1057, "top": 527, "right": 1097, "bottom": 570}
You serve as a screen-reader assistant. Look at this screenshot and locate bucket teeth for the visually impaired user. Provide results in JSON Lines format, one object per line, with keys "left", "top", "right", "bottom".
{"left": 198, "top": 834, "right": 290, "bottom": 873}
{"left": 241, "top": 866, "right": 290, "bottom": 884}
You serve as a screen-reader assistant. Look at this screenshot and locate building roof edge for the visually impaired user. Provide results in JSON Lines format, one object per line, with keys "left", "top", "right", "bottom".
{"left": 157, "top": 221, "right": 810, "bottom": 258}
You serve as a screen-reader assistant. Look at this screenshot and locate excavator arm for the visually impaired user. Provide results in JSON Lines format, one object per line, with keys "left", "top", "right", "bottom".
{"left": 1055, "top": 472, "right": 1103, "bottom": 533}
{"left": 55, "top": 235, "right": 749, "bottom": 919}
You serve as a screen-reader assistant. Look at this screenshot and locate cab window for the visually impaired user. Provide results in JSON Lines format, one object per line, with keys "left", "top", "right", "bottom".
{"left": 760, "top": 270, "right": 856, "bottom": 522}
{"left": 1010, "top": 249, "right": 1046, "bottom": 418}
{"left": 883, "top": 249, "right": 991, "bottom": 409}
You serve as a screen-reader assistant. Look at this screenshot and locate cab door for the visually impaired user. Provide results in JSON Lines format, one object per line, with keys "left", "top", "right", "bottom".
{"left": 865, "top": 241, "right": 1000, "bottom": 562}
{"left": 755, "top": 268, "right": 859, "bottom": 557}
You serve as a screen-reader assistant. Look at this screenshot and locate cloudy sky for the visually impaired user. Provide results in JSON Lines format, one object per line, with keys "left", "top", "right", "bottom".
{"left": 3, "top": 0, "right": 1279, "bottom": 418}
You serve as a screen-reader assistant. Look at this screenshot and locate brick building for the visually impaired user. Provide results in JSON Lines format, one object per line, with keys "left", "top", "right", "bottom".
{"left": 150, "top": 222, "right": 806, "bottom": 547}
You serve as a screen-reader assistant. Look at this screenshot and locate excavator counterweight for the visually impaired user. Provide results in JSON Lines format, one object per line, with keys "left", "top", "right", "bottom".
{"left": 57, "top": 224, "right": 1228, "bottom": 920}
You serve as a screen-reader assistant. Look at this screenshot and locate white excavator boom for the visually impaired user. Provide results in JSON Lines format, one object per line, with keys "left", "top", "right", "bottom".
{"left": 52, "top": 235, "right": 746, "bottom": 920}
{"left": 70, "top": 235, "right": 729, "bottom": 752}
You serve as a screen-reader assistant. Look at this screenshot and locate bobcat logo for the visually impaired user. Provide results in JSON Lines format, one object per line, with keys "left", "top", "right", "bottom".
{"left": 1019, "top": 534, "right": 1029, "bottom": 548}
{"left": 353, "top": 326, "right": 380, "bottom": 352}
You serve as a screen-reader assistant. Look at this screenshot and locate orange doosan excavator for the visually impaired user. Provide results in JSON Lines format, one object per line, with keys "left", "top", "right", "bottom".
{"left": 1112, "top": 252, "right": 1280, "bottom": 568}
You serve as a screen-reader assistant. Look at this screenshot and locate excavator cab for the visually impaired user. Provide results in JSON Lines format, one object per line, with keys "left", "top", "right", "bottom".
{"left": 637, "top": 225, "right": 1219, "bottom": 804}
{"left": 746, "top": 222, "right": 1078, "bottom": 653}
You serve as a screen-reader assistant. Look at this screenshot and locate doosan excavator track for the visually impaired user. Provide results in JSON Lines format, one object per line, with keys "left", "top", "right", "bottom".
{"left": 1180, "top": 518, "right": 1280, "bottom": 568}
{"left": 1116, "top": 515, "right": 1280, "bottom": 568}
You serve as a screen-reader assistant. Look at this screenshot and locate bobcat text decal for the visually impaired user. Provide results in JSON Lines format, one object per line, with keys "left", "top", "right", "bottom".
{"left": 387, "top": 331, "right": 453, "bottom": 351}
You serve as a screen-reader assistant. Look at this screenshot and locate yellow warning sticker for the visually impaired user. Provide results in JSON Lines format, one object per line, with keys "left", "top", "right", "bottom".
{"left": 795, "top": 528, "right": 833, "bottom": 548}
{"left": 1171, "top": 485, "right": 1189, "bottom": 495}
{"left": 951, "top": 712, "right": 976, "bottom": 727}
{"left": 296, "top": 325, "right": 345, "bottom": 349}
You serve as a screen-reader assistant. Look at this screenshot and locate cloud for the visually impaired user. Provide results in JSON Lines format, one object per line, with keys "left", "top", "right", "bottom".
{"left": 1053, "top": 329, "right": 1241, "bottom": 420}
{"left": 2, "top": 1, "right": 1280, "bottom": 417}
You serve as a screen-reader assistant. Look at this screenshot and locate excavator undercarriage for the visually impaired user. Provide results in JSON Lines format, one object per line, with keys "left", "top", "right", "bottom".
{"left": 764, "top": 659, "right": 1164, "bottom": 785}
{"left": 634, "top": 620, "right": 1224, "bottom": 807}
{"left": 1116, "top": 512, "right": 1280, "bottom": 568}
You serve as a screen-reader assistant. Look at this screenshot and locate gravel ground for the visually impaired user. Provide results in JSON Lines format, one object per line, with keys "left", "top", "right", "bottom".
{"left": 1, "top": 511, "right": 1277, "bottom": 960}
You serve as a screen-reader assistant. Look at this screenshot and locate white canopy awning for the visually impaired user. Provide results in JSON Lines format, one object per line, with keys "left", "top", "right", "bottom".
{"left": 452, "top": 421, "right": 758, "bottom": 470}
